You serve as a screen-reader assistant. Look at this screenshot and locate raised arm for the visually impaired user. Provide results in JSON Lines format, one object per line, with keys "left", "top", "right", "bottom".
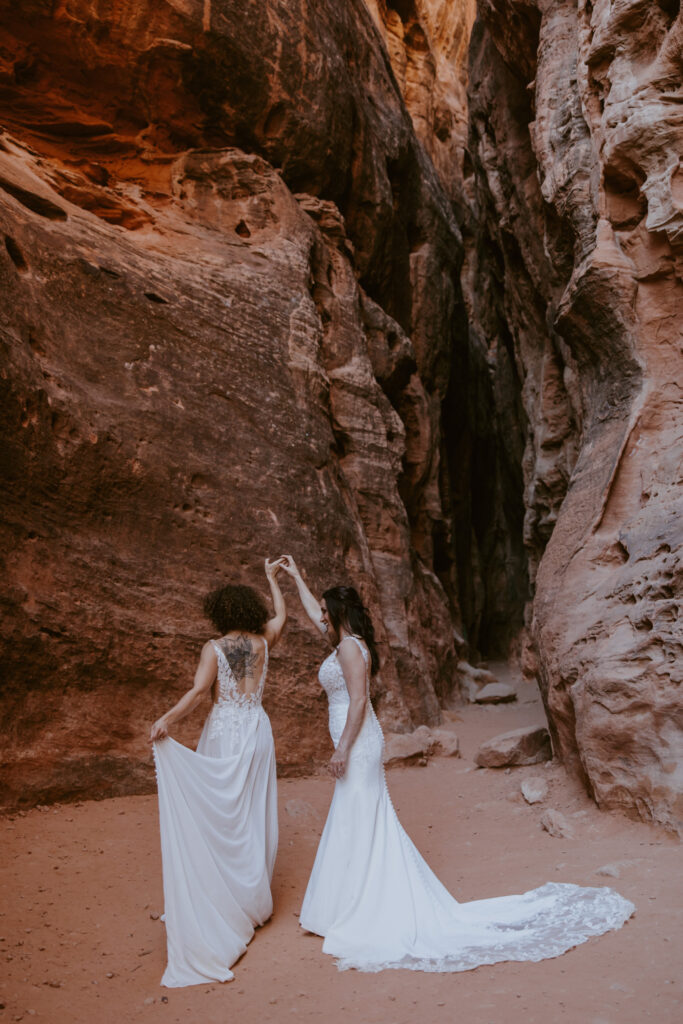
{"left": 263, "top": 557, "right": 287, "bottom": 648}
{"left": 149, "top": 640, "right": 217, "bottom": 741}
{"left": 280, "top": 555, "right": 328, "bottom": 637}
{"left": 328, "top": 638, "right": 368, "bottom": 779}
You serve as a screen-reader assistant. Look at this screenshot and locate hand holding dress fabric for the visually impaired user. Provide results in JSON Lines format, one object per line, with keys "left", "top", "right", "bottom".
{"left": 149, "top": 640, "right": 217, "bottom": 743}
{"left": 150, "top": 718, "right": 169, "bottom": 742}
{"left": 152, "top": 582, "right": 280, "bottom": 987}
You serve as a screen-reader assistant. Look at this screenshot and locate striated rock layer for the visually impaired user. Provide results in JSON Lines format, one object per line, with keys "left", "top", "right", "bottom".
{"left": 466, "top": 0, "right": 683, "bottom": 832}
{"left": 0, "top": 0, "right": 473, "bottom": 806}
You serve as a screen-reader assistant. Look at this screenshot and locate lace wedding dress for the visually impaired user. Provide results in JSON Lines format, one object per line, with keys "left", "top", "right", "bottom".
{"left": 153, "top": 636, "right": 277, "bottom": 987}
{"left": 300, "top": 636, "right": 634, "bottom": 972}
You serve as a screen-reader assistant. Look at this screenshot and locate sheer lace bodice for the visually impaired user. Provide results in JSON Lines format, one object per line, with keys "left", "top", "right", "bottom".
{"left": 213, "top": 637, "right": 269, "bottom": 705}
{"left": 318, "top": 637, "right": 383, "bottom": 764}
{"left": 207, "top": 637, "right": 269, "bottom": 741}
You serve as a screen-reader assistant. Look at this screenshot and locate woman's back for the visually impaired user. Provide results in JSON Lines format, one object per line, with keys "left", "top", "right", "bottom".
{"left": 213, "top": 632, "right": 268, "bottom": 700}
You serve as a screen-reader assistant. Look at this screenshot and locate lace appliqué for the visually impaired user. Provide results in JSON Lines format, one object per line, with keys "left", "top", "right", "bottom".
{"left": 335, "top": 883, "right": 635, "bottom": 973}
{"left": 207, "top": 638, "right": 268, "bottom": 741}
{"left": 320, "top": 638, "right": 383, "bottom": 768}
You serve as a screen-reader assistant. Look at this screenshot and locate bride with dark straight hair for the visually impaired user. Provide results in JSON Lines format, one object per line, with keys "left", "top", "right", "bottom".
{"left": 280, "top": 554, "right": 634, "bottom": 973}
{"left": 319, "top": 585, "right": 380, "bottom": 675}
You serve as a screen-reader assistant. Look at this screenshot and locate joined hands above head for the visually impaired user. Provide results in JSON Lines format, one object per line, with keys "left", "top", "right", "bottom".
{"left": 278, "top": 554, "right": 300, "bottom": 579}
{"left": 265, "top": 555, "right": 286, "bottom": 580}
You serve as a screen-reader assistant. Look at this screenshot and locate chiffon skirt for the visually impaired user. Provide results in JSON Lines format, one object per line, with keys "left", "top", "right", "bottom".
{"left": 153, "top": 705, "right": 277, "bottom": 986}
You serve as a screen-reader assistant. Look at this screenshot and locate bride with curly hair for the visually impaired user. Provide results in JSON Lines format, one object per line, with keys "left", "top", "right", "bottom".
{"left": 150, "top": 559, "right": 286, "bottom": 987}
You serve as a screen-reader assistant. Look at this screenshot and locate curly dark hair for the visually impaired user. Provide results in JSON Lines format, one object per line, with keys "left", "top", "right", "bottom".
{"left": 203, "top": 584, "right": 268, "bottom": 635}
{"left": 322, "top": 585, "right": 380, "bottom": 675}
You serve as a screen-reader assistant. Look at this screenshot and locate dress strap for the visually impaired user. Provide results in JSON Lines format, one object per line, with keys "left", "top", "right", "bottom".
{"left": 345, "top": 634, "right": 368, "bottom": 661}
{"left": 338, "top": 635, "right": 370, "bottom": 680}
{"left": 257, "top": 636, "right": 269, "bottom": 696}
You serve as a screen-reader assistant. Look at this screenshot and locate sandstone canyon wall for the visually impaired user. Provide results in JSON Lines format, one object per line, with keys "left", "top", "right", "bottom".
{"left": 0, "top": 0, "right": 481, "bottom": 807}
{"left": 2, "top": 0, "right": 681, "bottom": 837}
{"left": 466, "top": 0, "right": 683, "bottom": 833}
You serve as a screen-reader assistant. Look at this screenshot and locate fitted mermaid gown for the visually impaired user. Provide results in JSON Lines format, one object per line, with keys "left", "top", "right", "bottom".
{"left": 153, "top": 637, "right": 277, "bottom": 987}
{"left": 300, "top": 636, "right": 634, "bottom": 972}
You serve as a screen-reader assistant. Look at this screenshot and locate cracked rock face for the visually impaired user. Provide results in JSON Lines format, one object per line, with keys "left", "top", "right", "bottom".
{"left": 467, "top": 0, "right": 683, "bottom": 832}
{"left": 0, "top": 0, "right": 470, "bottom": 806}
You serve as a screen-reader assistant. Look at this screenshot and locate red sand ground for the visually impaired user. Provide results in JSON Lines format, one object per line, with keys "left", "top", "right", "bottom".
{"left": 1, "top": 674, "right": 680, "bottom": 1024}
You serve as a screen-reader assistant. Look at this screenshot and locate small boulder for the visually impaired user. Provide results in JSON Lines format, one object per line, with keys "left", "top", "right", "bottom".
{"left": 540, "top": 808, "right": 575, "bottom": 839}
{"left": 521, "top": 778, "right": 548, "bottom": 804}
{"left": 458, "top": 660, "right": 499, "bottom": 702}
{"left": 475, "top": 725, "right": 551, "bottom": 768}
{"left": 475, "top": 683, "right": 517, "bottom": 705}
{"left": 429, "top": 728, "right": 460, "bottom": 758}
{"left": 383, "top": 730, "right": 433, "bottom": 766}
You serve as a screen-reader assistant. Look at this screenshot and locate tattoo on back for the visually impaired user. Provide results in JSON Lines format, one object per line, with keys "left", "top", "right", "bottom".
{"left": 221, "top": 634, "right": 259, "bottom": 684}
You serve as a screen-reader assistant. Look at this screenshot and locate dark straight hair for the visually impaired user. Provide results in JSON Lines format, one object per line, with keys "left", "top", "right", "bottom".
{"left": 322, "top": 585, "right": 380, "bottom": 675}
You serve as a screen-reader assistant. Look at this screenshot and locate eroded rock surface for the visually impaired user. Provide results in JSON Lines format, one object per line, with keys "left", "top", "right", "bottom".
{"left": 366, "top": 0, "right": 477, "bottom": 199}
{"left": 0, "top": 0, "right": 471, "bottom": 806}
{"left": 466, "top": 0, "right": 683, "bottom": 831}
{"left": 475, "top": 725, "right": 552, "bottom": 768}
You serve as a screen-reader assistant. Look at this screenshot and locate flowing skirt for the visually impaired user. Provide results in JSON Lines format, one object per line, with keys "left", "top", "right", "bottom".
{"left": 153, "top": 704, "right": 277, "bottom": 987}
{"left": 300, "top": 702, "right": 634, "bottom": 972}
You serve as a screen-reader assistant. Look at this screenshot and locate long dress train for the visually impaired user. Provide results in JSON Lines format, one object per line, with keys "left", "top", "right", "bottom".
{"left": 300, "top": 636, "right": 634, "bottom": 972}
{"left": 153, "top": 637, "right": 277, "bottom": 987}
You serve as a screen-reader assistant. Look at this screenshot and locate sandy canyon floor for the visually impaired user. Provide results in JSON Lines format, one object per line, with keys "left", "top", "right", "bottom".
{"left": 1, "top": 672, "right": 680, "bottom": 1024}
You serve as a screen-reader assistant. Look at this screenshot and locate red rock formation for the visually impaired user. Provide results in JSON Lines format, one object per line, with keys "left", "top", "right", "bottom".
{"left": 0, "top": 0, "right": 471, "bottom": 806}
{"left": 466, "top": 0, "right": 683, "bottom": 832}
{"left": 365, "top": 0, "right": 477, "bottom": 199}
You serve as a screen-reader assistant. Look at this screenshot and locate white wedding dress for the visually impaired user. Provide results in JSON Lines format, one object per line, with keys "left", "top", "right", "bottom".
{"left": 153, "top": 636, "right": 277, "bottom": 987}
{"left": 300, "top": 636, "right": 635, "bottom": 972}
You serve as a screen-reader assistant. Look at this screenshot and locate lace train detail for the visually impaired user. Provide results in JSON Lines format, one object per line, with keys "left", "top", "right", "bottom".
{"left": 335, "top": 882, "right": 635, "bottom": 973}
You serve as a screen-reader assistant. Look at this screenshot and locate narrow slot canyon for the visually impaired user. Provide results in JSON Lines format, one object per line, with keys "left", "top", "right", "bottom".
{"left": 0, "top": 0, "right": 681, "bottom": 842}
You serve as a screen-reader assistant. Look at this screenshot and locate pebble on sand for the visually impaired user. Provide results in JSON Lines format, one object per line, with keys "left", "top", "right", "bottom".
{"left": 540, "top": 808, "right": 575, "bottom": 839}
{"left": 521, "top": 778, "right": 549, "bottom": 804}
{"left": 595, "top": 863, "right": 621, "bottom": 878}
